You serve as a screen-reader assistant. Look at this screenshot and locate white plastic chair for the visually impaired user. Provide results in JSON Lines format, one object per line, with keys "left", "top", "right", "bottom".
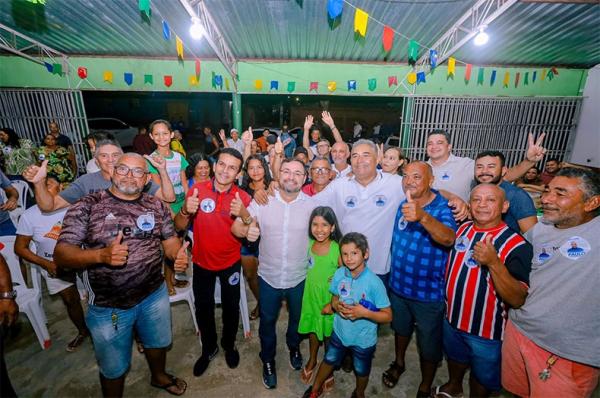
{"left": 7, "top": 180, "right": 32, "bottom": 227}
{"left": 0, "top": 235, "right": 51, "bottom": 350}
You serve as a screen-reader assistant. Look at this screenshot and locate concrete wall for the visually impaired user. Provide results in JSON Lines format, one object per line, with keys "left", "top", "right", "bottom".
{"left": 569, "top": 65, "right": 600, "bottom": 167}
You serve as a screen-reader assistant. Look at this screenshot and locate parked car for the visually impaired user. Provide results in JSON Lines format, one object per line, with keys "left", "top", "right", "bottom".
{"left": 87, "top": 118, "right": 137, "bottom": 148}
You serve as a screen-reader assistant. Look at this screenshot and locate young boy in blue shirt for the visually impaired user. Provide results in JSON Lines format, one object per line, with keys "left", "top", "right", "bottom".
{"left": 303, "top": 232, "right": 392, "bottom": 398}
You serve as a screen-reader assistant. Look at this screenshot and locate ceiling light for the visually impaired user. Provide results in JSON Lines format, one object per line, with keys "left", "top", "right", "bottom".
{"left": 473, "top": 27, "right": 489, "bottom": 46}
{"left": 189, "top": 18, "right": 205, "bottom": 40}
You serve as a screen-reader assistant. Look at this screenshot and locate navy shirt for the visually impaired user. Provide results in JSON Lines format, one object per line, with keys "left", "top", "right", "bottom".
{"left": 499, "top": 181, "right": 537, "bottom": 233}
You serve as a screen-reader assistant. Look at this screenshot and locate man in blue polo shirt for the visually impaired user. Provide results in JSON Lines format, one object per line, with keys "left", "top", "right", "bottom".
{"left": 383, "top": 161, "right": 457, "bottom": 397}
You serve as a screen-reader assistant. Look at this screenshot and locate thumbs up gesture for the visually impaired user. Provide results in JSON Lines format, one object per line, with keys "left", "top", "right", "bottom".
{"left": 103, "top": 232, "right": 129, "bottom": 266}
{"left": 230, "top": 192, "right": 245, "bottom": 217}
{"left": 472, "top": 235, "right": 498, "bottom": 267}
{"left": 246, "top": 218, "right": 261, "bottom": 242}
{"left": 173, "top": 241, "right": 190, "bottom": 273}
{"left": 22, "top": 159, "right": 48, "bottom": 184}
{"left": 274, "top": 136, "right": 284, "bottom": 156}
{"left": 185, "top": 188, "right": 200, "bottom": 215}
{"left": 401, "top": 190, "right": 424, "bottom": 223}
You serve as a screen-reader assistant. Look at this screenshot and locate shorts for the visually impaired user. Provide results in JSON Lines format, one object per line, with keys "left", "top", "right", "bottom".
{"left": 86, "top": 283, "right": 172, "bottom": 379}
{"left": 323, "top": 332, "right": 376, "bottom": 377}
{"left": 390, "top": 292, "right": 444, "bottom": 362}
{"left": 37, "top": 266, "right": 73, "bottom": 295}
{"left": 443, "top": 320, "right": 502, "bottom": 391}
{"left": 502, "top": 320, "right": 599, "bottom": 398}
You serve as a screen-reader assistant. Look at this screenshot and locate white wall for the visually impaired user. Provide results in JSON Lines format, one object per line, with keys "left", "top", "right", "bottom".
{"left": 569, "top": 65, "right": 600, "bottom": 167}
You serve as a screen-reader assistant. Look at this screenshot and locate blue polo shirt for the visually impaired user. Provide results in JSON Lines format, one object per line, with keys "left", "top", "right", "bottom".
{"left": 499, "top": 181, "right": 537, "bottom": 233}
{"left": 330, "top": 266, "right": 390, "bottom": 349}
{"left": 390, "top": 190, "right": 457, "bottom": 302}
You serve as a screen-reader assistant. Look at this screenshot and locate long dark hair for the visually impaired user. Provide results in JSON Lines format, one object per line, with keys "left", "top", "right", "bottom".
{"left": 308, "top": 206, "right": 342, "bottom": 243}
{"left": 186, "top": 152, "right": 213, "bottom": 180}
{"left": 0, "top": 128, "right": 21, "bottom": 148}
{"left": 241, "top": 154, "right": 272, "bottom": 192}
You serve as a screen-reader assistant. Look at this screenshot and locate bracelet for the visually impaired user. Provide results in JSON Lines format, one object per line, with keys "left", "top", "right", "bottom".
{"left": 179, "top": 207, "right": 190, "bottom": 217}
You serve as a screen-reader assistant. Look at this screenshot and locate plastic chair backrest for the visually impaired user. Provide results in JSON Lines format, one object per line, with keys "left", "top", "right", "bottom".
{"left": 0, "top": 235, "right": 26, "bottom": 288}
{"left": 10, "top": 180, "right": 31, "bottom": 210}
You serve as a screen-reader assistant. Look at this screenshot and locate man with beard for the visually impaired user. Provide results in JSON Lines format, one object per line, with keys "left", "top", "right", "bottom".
{"left": 330, "top": 141, "right": 352, "bottom": 179}
{"left": 232, "top": 158, "right": 317, "bottom": 389}
{"left": 540, "top": 157, "right": 560, "bottom": 185}
{"left": 54, "top": 153, "right": 189, "bottom": 397}
{"left": 474, "top": 151, "right": 537, "bottom": 233}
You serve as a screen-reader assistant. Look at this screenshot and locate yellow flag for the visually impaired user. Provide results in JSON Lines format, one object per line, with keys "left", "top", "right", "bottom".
{"left": 176, "top": 35, "right": 184, "bottom": 59}
{"left": 503, "top": 71, "right": 510, "bottom": 86}
{"left": 189, "top": 75, "right": 198, "bottom": 86}
{"left": 327, "top": 81, "right": 337, "bottom": 92}
{"left": 407, "top": 72, "right": 417, "bottom": 85}
{"left": 225, "top": 78, "right": 230, "bottom": 90}
{"left": 354, "top": 8, "right": 368, "bottom": 37}
{"left": 541, "top": 69, "right": 546, "bottom": 81}
{"left": 447, "top": 58, "right": 455, "bottom": 76}
{"left": 254, "top": 80, "right": 263, "bottom": 90}
{"left": 103, "top": 71, "right": 113, "bottom": 83}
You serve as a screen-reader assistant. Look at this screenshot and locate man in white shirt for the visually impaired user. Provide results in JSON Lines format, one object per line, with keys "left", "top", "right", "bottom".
{"left": 224, "top": 129, "right": 245, "bottom": 154}
{"left": 331, "top": 142, "right": 352, "bottom": 179}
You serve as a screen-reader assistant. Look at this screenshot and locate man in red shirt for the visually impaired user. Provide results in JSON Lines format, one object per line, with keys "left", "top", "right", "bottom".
{"left": 302, "top": 157, "right": 333, "bottom": 196}
{"left": 175, "top": 148, "right": 251, "bottom": 377}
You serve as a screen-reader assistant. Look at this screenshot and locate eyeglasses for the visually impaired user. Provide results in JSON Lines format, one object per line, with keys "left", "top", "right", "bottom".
{"left": 280, "top": 169, "right": 305, "bottom": 178}
{"left": 310, "top": 167, "right": 331, "bottom": 175}
{"left": 114, "top": 165, "right": 148, "bottom": 178}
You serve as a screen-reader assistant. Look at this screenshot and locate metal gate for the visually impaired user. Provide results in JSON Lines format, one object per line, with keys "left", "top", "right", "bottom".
{"left": 399, "top": 96, "right": 583, "bottom": 167}
{"left": 0, "top": 89, "right": 91, "bottom": 172}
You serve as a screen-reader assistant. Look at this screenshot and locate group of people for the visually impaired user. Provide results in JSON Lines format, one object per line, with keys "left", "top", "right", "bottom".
{"left": 0, "top": 111, "right": 598, "bottom": 398}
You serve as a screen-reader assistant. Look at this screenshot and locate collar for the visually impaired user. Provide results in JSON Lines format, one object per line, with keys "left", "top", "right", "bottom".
{"left": 343, "top": 265, "right": 369, "bottom": 280}
{"left": 472, "top": 221, "right": 507, "bottom": 233}
{"left": 275, "top": 189, "right": 307, "bottom": 204}
{"left": 350, "top": 170, "right": 383, "bottom": 186}
{"left": 211, "top": 178, "right": 235, "bottom": 194}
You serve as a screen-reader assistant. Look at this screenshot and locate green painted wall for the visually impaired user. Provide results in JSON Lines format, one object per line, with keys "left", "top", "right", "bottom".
{"left": 0, "top": 55, "right": 587, "bottom": 97}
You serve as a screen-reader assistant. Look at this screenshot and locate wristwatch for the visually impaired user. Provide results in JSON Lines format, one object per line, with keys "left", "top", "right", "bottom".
{"left": 0, "top": 290, "right": 17, "bottom": 300}
{"left": 242, "top": 216, "right": 253, "bottom": 225}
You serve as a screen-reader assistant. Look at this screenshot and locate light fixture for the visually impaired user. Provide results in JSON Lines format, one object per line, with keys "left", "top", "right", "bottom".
{"left": 473, "top": 26, "right": 489, "bottom": 46}
{"left": 189, "top": 17, "right": 205, "bottom": 40}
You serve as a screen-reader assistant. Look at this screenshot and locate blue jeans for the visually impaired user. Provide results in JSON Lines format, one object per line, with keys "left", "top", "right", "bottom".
{"left": 323, "top": 332, "right": 376, "bottom": 377}
{"left": 0, "top": 217, "right": 16, "bottom": 237}
{"left": 258, "top": 277, "right": 304, "bottom": 363}
{"left": 86, "top": 283, "right": 172, "bottom": 379}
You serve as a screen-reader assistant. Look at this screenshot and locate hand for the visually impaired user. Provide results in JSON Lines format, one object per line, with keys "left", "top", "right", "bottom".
{"left": 0, "top": 299, "right": 18, "bottom": 327}
{"left": 144, "top": 154, "right": 166, "bottom": 171}
{"left": 219, "top": 129, "right": 226, "bottom": 142}
{"left": 472, "top": 235, "right": 499, "bottom": 267}
{"left": 102, "top": 232, "right": 128, "bottom": 266}
{"left": 173, "top": 241, "right": 190, "bottom": 273}
{"left": 303, "top": 115, "right": 314, "bottom": 131}
{"left": 274, "top": 137, "right": 284, "bottom": 155}
{"left": 185, "top": 188, "right": 200, "bottom": 215}
{"left": 448, "top": 197, "right": 470, "bottom": 222}
{"left": 377, "top": 143, "right": 384, "bottom": 165}
{"left": 230, "top": 192, "right": 245, "bottom": 217}
{"left": 338, "top": 301, "right": 366, "bottom": 320}
{"left": 44, "top": 260, "right": 58, "bottom": 278}
{"left": 401, "top": 191, "right": 425, "bottom": 222}
{"left": 253, "top": 189, "right": 269, "bottom": 206}
{"left": 321, "top": 303, "right": 333, "bottom": 315}
{"left": 0, "top": 198, "right": 18, "bottom": 211}
{"left": 241, "top": 128, "right": 253, "bottom": 145}
{"left": 246, "top": 218, "right": 260, "bottom": 242}
{"left": 22, "top": 159, "right": 48, "bottom": 184}
{"left": 526, "top": 133, "right": 546, "bottom": 162}
{"left": 321, "top": 111, "right": 335, "bottom": 129}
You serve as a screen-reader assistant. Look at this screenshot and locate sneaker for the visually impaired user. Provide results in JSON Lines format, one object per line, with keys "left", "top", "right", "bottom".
{"left": 289, "top": 348, "right": 303, "bottom": 370}
{"left": 302, "top": 385, "right": 323, "bottom": 398}
{"left": 193, "top": 346, "right": 219, "bottom": 377}
{"left": 262, "top": 361, "right": 277, "bottom": 389}
{"left": 224, "top": 347, "right": 240, "bottom": 369}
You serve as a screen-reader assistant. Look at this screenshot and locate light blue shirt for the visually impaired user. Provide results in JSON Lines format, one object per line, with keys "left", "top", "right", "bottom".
{"left": 329, "top": 266, "right": 390, "bottom": 349}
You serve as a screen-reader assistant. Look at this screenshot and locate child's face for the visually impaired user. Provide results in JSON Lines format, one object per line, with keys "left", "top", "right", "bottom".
{"left": 150, "top": 123, "right": 174, "bottom": 147}
{"left": 381, "top": 149, "right": 403, "bottom": 173}
{"left": 341, "top": 242, "right": 368, "bottom": 272}
{"left": 311, "top": 215, "right": 334, "bottom": 243}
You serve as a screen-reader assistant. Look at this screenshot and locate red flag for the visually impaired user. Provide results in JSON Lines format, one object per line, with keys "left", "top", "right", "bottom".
{"left": 77, "top": 67, "right": 87, "bottom": 79}
{"left": 309, "top": 81, "right": 318, "bottom": 91}
{"left": 382, "top": 26, "right": 394, "bottom": 53}
{"left": 515, "top": 72, "right": 520, "bottom": 88}
{"left": 164, "top": 75, "right": 173, "bottom": 87}
{"left": 388, "top": 76, "right": 398, "bottom": 87}
{"left": 195, "top": 59, "right": 201, "bottom": 77}
{"left": 551, "top": 67, "right": 559, "bottom": 75}
{"left": 465, "top": 64, "right": 472, "bottom": 81}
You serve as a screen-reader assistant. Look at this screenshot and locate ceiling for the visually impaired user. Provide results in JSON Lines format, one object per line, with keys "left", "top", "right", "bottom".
{"left": 0, "top": 0, "right": 598, "bottom": 68}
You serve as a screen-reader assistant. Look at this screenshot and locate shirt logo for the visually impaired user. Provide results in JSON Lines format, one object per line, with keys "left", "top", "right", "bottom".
{"left": 338, "top": 282, "right": 350, "bottom": 298}
{"left": 344, "top": 196, "right": 357, "bottom": 208}
{"left": 105, "top": 212, "right": 116, "bottom": 220}
{"left": 43, "top": 221, "right": 63, "bottom": 240}
{"left": 441, "top": 172, "right": 450, "bottom": 181}
{"left": 559, "top": 236, "right": 590, "bottom": 261}
{"left": 228, "top": 272, "right": 240, "bottom": 286}
{"left": 200, "top": 198, "right": 216, "bottom": 213}
{"left": 454, "top": 236, "right": 469, "bottom": 252}
{"left": 537, "top": 247, "right": 552, "bottom": 263}
{"left": 374, "top": 195, "right": 387, "bottom": 207}
{"left": 464, "top": 250, "right": 478, "bottom": 268}
{"left": 136, "top": 213, "right": 155, "bottom": 231}
{"left": 397, "top": 216, "right": 408, "bottom": 231}
{"left": 308, "top": 256, "right": 315, "bottom": 269}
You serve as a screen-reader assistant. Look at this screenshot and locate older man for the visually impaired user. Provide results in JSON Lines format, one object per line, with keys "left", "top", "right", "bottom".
{"left": 330, "top": 141, "right": 352, "bottom": 179}
{"left": 53, "top": 153, "right": 189, "bottom": 397}
{"left": 383, "top": 162, "right": 457, "bottom": 395}
{"left": 302, "top": 157, "right": 333, "bottom": 196}
{"left": 435, "top": 184, "right": 533, "bottom": 398}
{"left": 502, "top": 168, "right": 600, "bottom": 398}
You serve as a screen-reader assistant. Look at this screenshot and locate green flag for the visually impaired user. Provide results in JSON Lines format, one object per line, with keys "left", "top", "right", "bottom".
{"left": 52, "top": 63, "right": 62, "bottom": 75}
{"left": 139, "top": 0, "right": 150, "bottom": 17}
{"left": 524, "top": 72, "right": 529, "bottom": 85}
{"left": 477, "top": 67, "right": 484, "bottom": 85}
{"left": 368, "top": 78, "right": 377, "bottom": 91}
{"left": 408, "top": 40, "right": 419, "bottom": 66}
{"left": 144, "top": 74, "right": 153, "bottom": 84}
{"left": 287, "top": 81, "right": 296, "bottom": 92}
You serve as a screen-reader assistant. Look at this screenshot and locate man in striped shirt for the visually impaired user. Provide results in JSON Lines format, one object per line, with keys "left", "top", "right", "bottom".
{"left": 435, "top": 183, "right": 532, "bottom": 398}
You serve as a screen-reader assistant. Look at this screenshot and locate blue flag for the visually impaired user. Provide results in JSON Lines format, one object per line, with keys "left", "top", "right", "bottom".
{"left": 162, "top": 20, "right": 171, "bottom": 40}
{"left": 270, "top": 80, "right": 279, "bottom": 90}
{"left": 327, "top": 0, "right": 343, "bottom": 19}
{"left": 214, "top": 74, "right": 223, "bottom": 89}
{"left": 347, "top": 80, "right": 357, "bottom": 91}
{"left": 429, "top": 49, "right": 438, "bottom": 68}
{"left": 124, "top": 73, "right": 133, "bottom": 86}
{"left": 490, "top": 70, "right": 497, "bottom": 86}
{"left": 416, "top": 72, "right": 426, "bottom": 84}
{"left": 44, "top": 62, "right": 53, "bottom": 73}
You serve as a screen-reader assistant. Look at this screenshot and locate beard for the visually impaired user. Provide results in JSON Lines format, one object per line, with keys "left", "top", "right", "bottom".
{"left": 114, "top": 180, "right": 143, "bottom": 195}
{"left": 476, "top": 173, "right": 502, "bottom": 185}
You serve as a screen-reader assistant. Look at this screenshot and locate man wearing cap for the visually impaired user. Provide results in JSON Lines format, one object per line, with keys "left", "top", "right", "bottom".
{"left": 220, "top": 128, "right": 245, "bottom": 155}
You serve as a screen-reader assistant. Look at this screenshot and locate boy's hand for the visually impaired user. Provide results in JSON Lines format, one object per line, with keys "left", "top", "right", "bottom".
{"left": 321, "top": 303, "right": 333, "bottom": 315}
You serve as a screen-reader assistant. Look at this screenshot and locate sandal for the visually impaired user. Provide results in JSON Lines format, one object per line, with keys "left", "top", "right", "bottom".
{"left": 300, "top": 364, "right": 316, "bottom": 384}
{"left": 382, "top": 361, "right": 405, "bottom": 388}
{"left": 250, "top": 305, "right": 259, "bottom": 320}
{"left": 66, "top": 334, "right": 88, "bottom": 352}
{"left": 431, "top": 385, "right": 464, "bottom": 398}
{"left": 173, "top": 279, "right": 189, "bottom": 289}
{"left": 150, "top": 374, "right": 187, "bottom": 396}
{"left": 136, "top": 340, "right": 145, "bottom": 354}
{"left": 323, "top": 375, "right": 335, "bottom": 392}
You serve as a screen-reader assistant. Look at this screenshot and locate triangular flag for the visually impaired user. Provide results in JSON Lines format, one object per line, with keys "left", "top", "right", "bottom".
{"left": 327, "top": 0, "right": 343, "bottom": 19}
{"left": 287, "top": 81, "right": 296, "bottom": 92}
{"left": 77, "top": 67, "right": 87, "bottom": 79}
{"left": 144, "top": 74, "right": 153, "bottom": 84}
{"left": 214, "top": 75, "right": 223, "bottom": 89}
{"left": 139, "top": 0, "right": 150, "bottom": 17}
{"left": 382, "top": 26, "right": 394, "bottom": 52}
{"left": 429, "top": 49, "right": 438, "bottom": 68}
{"left": 416, "top": 72, "right": 426, "bottom": 84}
{"left": 52, "top": 63, "right": 62, "bottom": 75}
{"left": 503, "top": 71, "right": 510, "bottom": 87}
{"left": 551, "top": 67, "right": 559, "bottom": 75}
{"left": 254, "top": 80, "right": 263, "bottom": 90}
{"left": 195, "top": 59, "right": 201, "bottom": 77}
{"left": 309, "top": 82, "right": 318, "bottom": 92}
{"left": 189, "top": 75, "right": 198, "bottom": 86}
{"left": 211, "top": 71, "right": 216, "bottom": 88}
{"left": 388, "top": 76, "right": 398, "bottom": 87}
{"left": 225, "top": 78, "right": 230, "bottom": 90}
{"left": 407, "top": 72, "right": 416, "bottom": 85}
{"left": 176, "top": 35, "right": 184, "bottom": 59}
{"left": 348, "top": 80, "right": 357, "bottom": 91}
{"left": 447, "top": 57, "right": 455, "bottom": 78}
{"left": 464, "top": 64, "right": 472, "bottom": 82}
{"left": 44, "top": 62, "right": 53, "bottom": 73}
{"left": 124, "top": 72, "right": 133, "bottom": 86}
{"left": 103, "top": 71, "right": 113, "bottom": 83}
{"left": 541, "top": 69, "right": 547, "bottom": 81}
{"left": 270, "top": 80, "right": 279, "bottom": 90}
{"left": 408, "top": 40, "right": 419, "bottom": 66}
{"left": 515, "top": 72, "right": 520, "bottom": 87}
{"left": 327, "top": 81, "right": 337, "bottom": 92}
{"left": 354, "top": 8, "right": 368, "bottom": 37}
{"left": 164, "top": 75, "right": 173, "bottom": 87}
{"left": 547, "top": 70, "right": 555, "bottom": 81}
{"left": 368, "top": 78, "right": 376, "bottom": 91}
{"left": 532, "top": 71, "right": 537, "bottom": 83}
{"left": 524, "top": 72, "right": 529, "bottom": 85}
{"left": 477, "top": 67, "right": 484, "bottom": 85}
{"left": 162, "top": 20, "right": 170, "bottom": 41}
{"left": 490, "top": 70, "right": 497, "bottom": 86}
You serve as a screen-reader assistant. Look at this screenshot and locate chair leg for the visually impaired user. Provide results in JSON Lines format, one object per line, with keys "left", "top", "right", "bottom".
{"left": 24, "top": 304, "right": 51, "bottom": 350}
{"left": 239, "top": 270, "right": 251, "bottom": 338}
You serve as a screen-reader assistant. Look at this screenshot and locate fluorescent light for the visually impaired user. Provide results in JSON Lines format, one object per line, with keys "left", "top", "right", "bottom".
{"left": 474, "top": 27, "right": 489, "bottom": 46}
{"left": 189, "top": 18, "right": 205, "bottom": 40}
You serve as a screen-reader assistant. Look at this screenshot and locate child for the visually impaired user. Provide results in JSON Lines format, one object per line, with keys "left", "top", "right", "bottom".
{"left": 303, "top": 232, "right": 392, "bottom": 398}
{"left": 298, "top": 207, "right": 342, "bottom": 388}
{"left": 170, "top": 130, "right": 187, "bottom": 157}
{"left": 381, "top": 146, "right": 406, "bottom": 175}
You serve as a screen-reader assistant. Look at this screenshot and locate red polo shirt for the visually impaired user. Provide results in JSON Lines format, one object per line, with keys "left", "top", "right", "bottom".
{"left": 188, "top": 180, "right": 251, "bottom": 271}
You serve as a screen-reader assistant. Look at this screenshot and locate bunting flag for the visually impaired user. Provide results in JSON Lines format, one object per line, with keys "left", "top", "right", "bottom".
{"left": 287, "top": 81, "right": 296, "bottom": 92}
{"left": 327, "top": 81, "right": 337, "bottom": 92}
{"left": 162, "top": 20, "right": 170, "bottom": 40}
{"left": 490, "top": 70, "right": 497, "bottom": 86}
{"left": 447, "top": 57, "right": 455, "bottom": 78}
{"left": 408, "top": 40, "right": 419, "bottom": 66}
{"left": 354, "top": 8, "right": 368, "bottom": 37}
{"left": 211, "top": 71, "right": 216, "bottom": 88}
{"left": 124, "top": 72, "right": 133, "bottom": 86}
{"left": 164, "top": 75, "right": 173, "bottom": 87}
{"left": 382, "top": 26, "right": 394, "bottom": 52}
{"left": 515, "top": 72, "right": 520, "bottom": 88}
{"left": 103, "top": 71, "right": 113, "bottom": 83}
{"left": 195, "top": 59, "right": 201, "bottom": 77}
{"left": 176, "top": 35, "right": 184, "bottom": 59}
{"left": 44, "top": 62, "right": 53, "bottom": 73}
{"left": 407, "top": 72, "right": 417, "bottom": 85}
{"left": 225, "top": 78, "right": 230, "bottom": 90}
{"left": 254, "top": 80, "right": 263, "bottom": 90}
{"left": 524, "top": 72, "right": 529, "bottom": 85}
{"left": 547, "top": 67, "right": 558, "bottom": 81}
{"left": 139, "top": 0, "right": 150, "bottom": 17}
{"left": 541, "top": 69, "right": 547, "bottom": 81}
{"left": 416, "top": 71, "right": 426, "bottom": 84}
{"left": 368, "top": 78, "right": 377, "bottom": 91}
{"left": 52, "top": 63, "right": 62, "bottom": 75}
{"left": 214, "top": 74, "right": 223, "bottom": 89}
{"left": 348, "top": 80, "right": 357, "bottom": 91}
{"left": 477, "top": 67, "right": 484, "bottom": 85}
{"left": 327, "top": 0, "right": 343, "bottom": 19}
{"left": 388, "top": 76, "right": 398, "bottom": 87}
{"left": 309, "top": 81, "right": 319, "bottom": 91}
{"left": 270, "top": 80, "right": 279, "bottom": 90}
{"left": 429, "top": 49, "right": 438, "bottom": 68}
{"left": 189, "top": 75, "right": 198, "bottom": 86}
{"left": 77, "top": 67, "right": 87, "bottom": 79}
{"left": 464, "top": 64, "right": 472, "bottom": 82}
{"left": 551, "top": 67, "right": 559, "bottom": 75}
{"left": 144, "top": 74, "right": 153, "bottom": 84}
{"left": 503, "top": 71, "right": 510, "bottom": 87}
{"left": 532, "top": 71, "right": 537, "bottom": 83}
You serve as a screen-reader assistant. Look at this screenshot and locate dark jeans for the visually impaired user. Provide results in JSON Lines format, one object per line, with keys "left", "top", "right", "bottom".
{"left": 258, "top": 277, "right": 305, "bottom": 363}
{"left": 193, "top": 262, "right": 241, "bottom": 353}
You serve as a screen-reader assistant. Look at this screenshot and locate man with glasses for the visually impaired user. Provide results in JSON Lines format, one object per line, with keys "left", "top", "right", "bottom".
{"left": 232, "top": 158, "right": 317, "bottom": 390}
{"left": 302, "top": 157, "right": 334, "bottom": 196}
{"left": 54, "top": 153, "right": 189, "bottom": 397}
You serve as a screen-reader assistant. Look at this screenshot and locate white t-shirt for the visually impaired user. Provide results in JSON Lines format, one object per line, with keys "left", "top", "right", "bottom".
{"left": 428, "top": 154, "right": 475, "bottom": 202}
{"left": 314, "top": 171, "right": 405, "bottom": 275}
{"left": 227, "top": 138, "right": 245, "bottom": 154}
{"left": 332, "top": 164, "right": 352, "bottom": 179}
{"left": 86, "top": 158, "right": 100, "bottom": 174}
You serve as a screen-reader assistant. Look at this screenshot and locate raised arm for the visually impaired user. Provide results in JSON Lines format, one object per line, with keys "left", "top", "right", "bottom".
{"left": 144, "top": 154, "right": 176, "bottom": 203}
{"left": 22, "top": 160, "right": 69, "bottom": 212}
{"left": 321, "top": 111, "right": 344, "bottom": 143}
{"left": 505, "top": 133, "right": 546, "bottom": 182}
{"left": 241, "top": 128, "right": 253, "bottom": 162}
{"left": 219, "top": 129, "right": 229, "bottom": 148}
{"left": 303, "top": 115, "right": 315, "bottom": 161}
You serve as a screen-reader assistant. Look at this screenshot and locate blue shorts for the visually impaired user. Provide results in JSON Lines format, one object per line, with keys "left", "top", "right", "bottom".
{"left": 443, "top": 320, "right": 502, "bottom": 392}
{"left": 323, "top": 332, "right": 376, "bottom": 377}
{"left": 86, "top": 283, "right": 172, "bottom": 379}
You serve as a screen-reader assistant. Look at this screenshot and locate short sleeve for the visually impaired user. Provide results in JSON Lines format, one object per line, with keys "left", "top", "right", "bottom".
{"left": 57, "top": 197, "right": 93, "bottom": 247}
{"left": 180, "top": 155, "right": 189, "bottom": 169}
{"left": 438, "top": 205, "right": 458, "bottom": 231}
{"left": 510, "top": 189, "right": 537, "bottom": 220}
{"left": 158, "top": 201, "right": 176, "bottom": 241}
{"left": 59, "top": 178, "right": 87, "bottom": 204}
{"left": 505, "top": 240, "right": 533, "bottom": 285}
{"left": 16, "top": 211, "right": 34, "bottom": 236}
{"left": 329, "top": 268, "right": 343, "bottom": 295}
{"left": 0, "top": 171, "right": 11, "bottom": 189}
{"left": 147, "top": 158, "right": 158, "bottom": 174}
{"left": 370, "top": 276, "right": 391, "bottom": 309}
